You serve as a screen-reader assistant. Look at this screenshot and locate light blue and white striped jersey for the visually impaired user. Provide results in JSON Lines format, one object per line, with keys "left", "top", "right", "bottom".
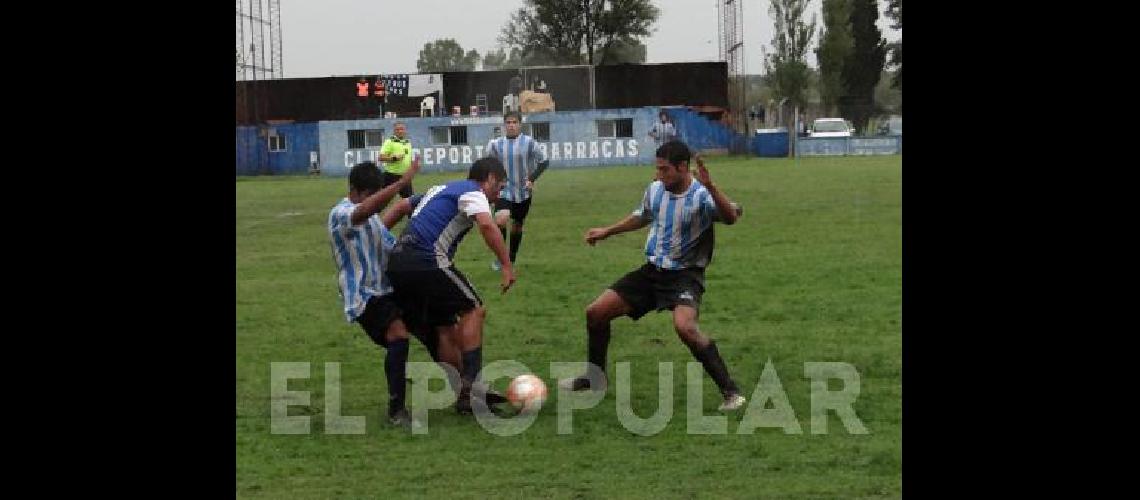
{"left": 484, "top": 133, "right": 547, "bottom": 202}
{"left": 650, "top": 121, "right": 677, "bottom": 146}
{"left": 634, "top": 179, "right": 720, "bottom": 270}
{"left": 328, "top": 198, "right": 397, "bottom": 322}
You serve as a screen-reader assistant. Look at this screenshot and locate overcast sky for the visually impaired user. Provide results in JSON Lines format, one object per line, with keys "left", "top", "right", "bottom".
{"left": 256, "top": 0, "right": 899, "bottom": 79}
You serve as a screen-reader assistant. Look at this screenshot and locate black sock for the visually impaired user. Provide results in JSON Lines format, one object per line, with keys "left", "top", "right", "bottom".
{"left": 509, "top": 231, "right": 523, "bottom": 263}
{"left": 690, "top": 340, "right": 739, "bottom": 396}
{"left": 500, "top": 227, "right": 508, "bottom": 249}
{"left": 461, "top": 346, "right": 483, "bottom": 385}
{"left": 384, "top": 338, "right": 410, "bottom": 413}
{"left": 587, "top": 329, "right": 610, "bottom": 376}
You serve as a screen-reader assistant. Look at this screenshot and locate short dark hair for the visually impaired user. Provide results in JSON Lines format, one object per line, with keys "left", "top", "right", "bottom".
{"left": 348, "top": 161, "right": 383, "bottom": 193}
{"left": 468, "top": 157, "right": 507, "bottom": 182}
{"left": 503, "top": 110, "right": 521, "bottom": 122}
{"left": 655, "top": 140, "right": 691, "bottom": 167}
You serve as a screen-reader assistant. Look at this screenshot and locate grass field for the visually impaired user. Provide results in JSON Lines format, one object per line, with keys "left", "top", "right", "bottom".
{"left": 236, "top": 154, "right": 902, "bottom": 499}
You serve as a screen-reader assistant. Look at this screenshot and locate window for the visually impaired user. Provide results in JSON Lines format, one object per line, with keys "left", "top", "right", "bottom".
{"left": 523, "top": 122, "right": 550, "bottom": 141}
{"left": 596, "top": 119, "right": 631, "bottom": 138}
{"left": 615, "top": 118, "right": 633, "bottom": 138}
{"left": 492, "top": 126, "right": 502, "bottom": 139}
{"left": 596, "top": 120, "right": 613, "bottom": 138}
{"left": 450, "top": 126, "right": 468, "bottom": 145}
{"left": 348, "top": 130, "right": 365, "bottom": 149}
{"left": 347, "top": 128, "right": 385, "bottom": 149}
{"left": 365, "top": 129, "right": 384, "bottom": 147}
{"left": 430, "top": 126, "right": 450, "bottom": 145}
{"left": 268, "top": 134, "right": 286, "bottom": 152}
{"left": 430, "top": 126, "right": 468, "bottom": 145}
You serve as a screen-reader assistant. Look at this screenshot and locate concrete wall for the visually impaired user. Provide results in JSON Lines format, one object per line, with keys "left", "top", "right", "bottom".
{"left": 795, "top": 136, "right": 902, "bottom": 156}
{"left": 235, "top": 107, "right": 902, "bottom": 177}
{"left": 236, "top": 123, "right": 320, "bottom": 175}
{"left": 317, "top": 108, "right": 659, "bottom": 177}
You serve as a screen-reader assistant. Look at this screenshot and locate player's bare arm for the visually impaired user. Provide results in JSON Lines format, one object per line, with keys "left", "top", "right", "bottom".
{"left": 351, "top": 155, "right": 420, "bottom": 225}
{"left": 694, "top": 154, "right": 739, "bottom": 225}
{"left": 380, "top": 198, "right": 413, "bottom": 229}
{"left": 585, "top": 214, "right": 650, "bottom": 246}
{"left": 473, "top": 211, "right": 516, "bottom": 292}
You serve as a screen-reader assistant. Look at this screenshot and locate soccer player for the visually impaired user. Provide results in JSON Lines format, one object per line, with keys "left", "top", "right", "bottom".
{"left": 559, "top": 141, "right": 748, "bottom": 411}
{"left": 379, "top": 122, "right": 415, "bottom": 198}
{"left": 483, "top": 110, "right": 550, "bottom": 271}
{"left": 384, "top": 157, "right": 515, "bottom": 414}
{"left": 327, "top": 158, "right": 421, "bottom": 427}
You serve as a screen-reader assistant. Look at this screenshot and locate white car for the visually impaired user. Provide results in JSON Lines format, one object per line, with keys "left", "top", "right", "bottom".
{"left": 810, "top": 118, "right": 853, "bottom": 138}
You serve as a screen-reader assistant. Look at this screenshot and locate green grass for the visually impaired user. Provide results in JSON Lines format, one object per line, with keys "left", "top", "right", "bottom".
{"left": 236, "top": 154, "right": 902, "bottom": 499}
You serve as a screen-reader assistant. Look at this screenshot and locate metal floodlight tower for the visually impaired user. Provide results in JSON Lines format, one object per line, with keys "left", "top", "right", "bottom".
{"left": 236, "top": 0, "right": 283, "bottom": 81}
{"left": 717, "top": 0, "right": 747, "bottom": 136}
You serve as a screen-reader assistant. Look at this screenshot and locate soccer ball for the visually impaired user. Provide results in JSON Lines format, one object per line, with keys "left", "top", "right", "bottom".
{"left": 506, "top": 374, "right": 547, "bottom": 413}
{"left": 494, "top": 209, "right": 511, "bottom": 228}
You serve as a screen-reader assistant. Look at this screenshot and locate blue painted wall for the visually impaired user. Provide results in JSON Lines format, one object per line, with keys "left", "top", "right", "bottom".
{"left": 317, "top": 108, "right": 660, "bottom": 177}
{"left": 236, "top": 108, "right": 899, "bottom": 176}
{"left": 663, "top": 107, "right": 750, "bottom": 153}
{"left": 795, "top": 136, "right": 902, "bottom": 156}
{"left": 235, "top": 122, "right": 320, "bottom": 175}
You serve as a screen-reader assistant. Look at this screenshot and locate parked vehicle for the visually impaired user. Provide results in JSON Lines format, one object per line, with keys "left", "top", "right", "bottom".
{"left": 809, "top": 118, "right": 853, "bottom": 138}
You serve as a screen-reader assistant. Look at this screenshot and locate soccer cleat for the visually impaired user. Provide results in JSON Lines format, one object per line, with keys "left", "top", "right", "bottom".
{"left": 469, "top": 381, "right": 509, "bottom": 406}
{"left": 455, "top": 398, "right": 472, "bottom": 415}
{"left": 557, "top": 376, "right": 598, "bottom": 392}
{"left": 484, "top": 389, "right": 509, "bottom": 406}
{"left": 388, "top": 407, "right": 412, "bottom": 428}
{"left": 454, "top": 395, "right": 506, "bottom": 417}
{"left": 718, "top": 393, "right": 747, "bottom": 412}
{"left": 455, "top": 386, "right": 474, "bottom": 414}
{"left": 490, "top": 260, "right": 501, "bottom": 272}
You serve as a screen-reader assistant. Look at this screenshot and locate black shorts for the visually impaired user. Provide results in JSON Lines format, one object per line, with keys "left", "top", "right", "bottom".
{"left": 388, "top": 266, "right": 482, "bottom": 331}
{"left": 354, "top": 294, "right": 403, "bottom": 347}
{"left": 610, "top": 263, "right": 706, "bottom": 320}
{"left": 381, "top": 172, "right": 414, "bottom": 198}
{"left": 494, "top": 197, "right": 533, "bottom": 225}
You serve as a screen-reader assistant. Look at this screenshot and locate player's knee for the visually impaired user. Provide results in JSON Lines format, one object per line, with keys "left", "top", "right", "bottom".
{"left": 469, "top": 305, "right": 486, "bottom": 321}
{"left": 585, "top": 303, "right": 611, "bottom": 328}
{"left": 385, "top": 325, "right": 410, "bottom": 343}
{"left": 674, "top": 321, "right": 701, "bottom": 344}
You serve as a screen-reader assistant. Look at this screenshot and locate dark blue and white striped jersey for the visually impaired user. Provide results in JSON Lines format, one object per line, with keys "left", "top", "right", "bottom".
{"left": 634, "top": 179, "right": 720, "bottom": 270}
{"left": 484, "top": 133, "right": 547, "bottom": 202}
{"left": 388, "top": 180, "right": 492, "bottom": 270}
{"left": 328, "top": 199, "right": 398, "bottom": 322}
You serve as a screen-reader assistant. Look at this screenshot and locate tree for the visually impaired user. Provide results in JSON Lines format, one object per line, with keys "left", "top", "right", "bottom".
{"left": 498, "top": 0, "right": 659, "bottom": 66}
{"left": 839, "top": 0, "right": 887, "bottom": 134}
{"left": 597, "top": 37, "right": 647, "bottom": 64}
{"left": 885, "top": 0, "right": 901, "bottom": 89}
{"left": 482, "top": 48, "right": 509, "bottom": 71}
{"left": 815, "top": 0, "right": 852, "bottom": 116}
{"left": 416, "top": 39, "right": 480, "bottom": 72}
{"left": 762, "top": 0, "right": 817, "bottom": 111}
{"left": 873, "top": 69, "right": 901, "bottom": 114}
